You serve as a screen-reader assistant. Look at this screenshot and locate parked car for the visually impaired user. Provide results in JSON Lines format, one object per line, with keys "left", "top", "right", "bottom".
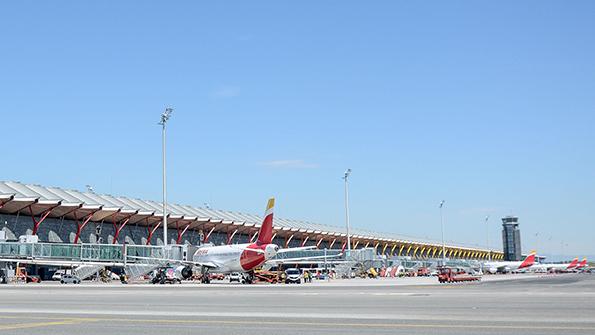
{"left": 52, "top": 269, "right": 72, "bottom": 281}
{"left": 60, "top": 274, "right": 81, "bottom": 284}
{"left": 229, "top": 272, "right": 243, "bottom": 283}
{"left": 285, "top": 268, "right": 302, "bottom": 284}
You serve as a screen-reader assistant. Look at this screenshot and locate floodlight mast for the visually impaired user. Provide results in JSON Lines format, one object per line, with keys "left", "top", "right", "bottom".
{"left": 343, "top": 169, "right": 352, "bottom": 258}
{"left": 159, "top": 108, "right": 173, "bottom": 247}
{"left": 439, "top": 200, "right": 446, "bottom": 265}
{"left": 485, "top": 215, "right": 490, "bottom": 261}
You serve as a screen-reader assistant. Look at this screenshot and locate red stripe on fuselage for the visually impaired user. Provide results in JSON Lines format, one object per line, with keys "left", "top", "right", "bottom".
{"left": 240, "top": 242, "right": 267, "bottom": 271}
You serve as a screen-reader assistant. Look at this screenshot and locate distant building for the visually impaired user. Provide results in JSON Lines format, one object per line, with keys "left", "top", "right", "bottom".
{"left": 502, "top": 216, "right": 522, "bottom": 261}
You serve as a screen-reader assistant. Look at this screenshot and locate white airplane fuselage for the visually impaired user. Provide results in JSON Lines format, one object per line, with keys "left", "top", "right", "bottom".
{"left": 530, "top": 259, "right": 579, "bottom": 273}
{"left": 193, "top": 242, "right": 279, "bottom": 273}
{"left": 483, "top": 252, "right": 536, "bottom": 274}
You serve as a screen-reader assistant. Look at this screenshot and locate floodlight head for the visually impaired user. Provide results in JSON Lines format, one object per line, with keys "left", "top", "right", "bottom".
{"left": 159, "top": 107, "right": 173, "bottom": 125}
{"left": 439, "top": 200, "right": 445, "bottom": 208}
{"left": 344, "top": 168, "right": 352, "bottom": 179}
{"left": 85, "top": 185, "right": 94, "bottom": 193}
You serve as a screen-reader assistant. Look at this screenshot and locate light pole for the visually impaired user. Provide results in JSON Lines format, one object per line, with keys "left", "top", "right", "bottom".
{"left": 534, "top": 232, "right": 539, "bottom": 261}
{"left": 159, "top": 108, "right": 173, "bottom": 247}
{"left": 343, "top": 169, "right": 352, "bottom": 258}
{"left": 439, "top": 200, "right": 445, "bottom": 265}
{"left": 485, "top": 215, "right": 490, "bottom": 261}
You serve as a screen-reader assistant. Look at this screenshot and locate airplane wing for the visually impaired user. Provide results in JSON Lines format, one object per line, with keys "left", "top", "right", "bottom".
{"left": 265, "top": 253, "right": 343, "bottom": 265}
{"left": 235, "top": 245, "right": 316, "bottom": 254}
{"left": 277, "top": 246, "right": 317, "bottom": 253}
{"left": 125, "top": 255, "right": 218, "bottom": 269}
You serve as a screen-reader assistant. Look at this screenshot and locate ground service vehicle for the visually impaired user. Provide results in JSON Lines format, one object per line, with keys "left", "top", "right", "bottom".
{"left": 52, "top": 269, "right": 73, "bottom": 281}
{"left": 60, "top": 274, "right": 81, "bottom": 284}
{"left": 438, "top": 267, "right": 481, "bottom": 283}
{"left": 254, "top": 270, "right": 279, "bottom": 284}
{"left": 417, "top": 267, "right": 430, "bottom": 276}
{"left": 151, "top": 267, "right": 181, "bottom": 284}
{"left": 229, "top": 272, "right": 243, "bottom": 283}
{"left": 16, "top": 268, "right": 41, "bottom": 283}
{"left": 285, "top": 268, "right": 301, "bottom": 284}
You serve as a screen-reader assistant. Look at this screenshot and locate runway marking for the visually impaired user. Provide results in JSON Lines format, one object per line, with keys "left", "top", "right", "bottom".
{"left": 60, "top": 316, "right": 595, "bottom": 331}
{"left": 0, "top": 320, "right": 85, "bottom": 331}
{"left": 1, "top": 315, "right": 594, "bottom": 331}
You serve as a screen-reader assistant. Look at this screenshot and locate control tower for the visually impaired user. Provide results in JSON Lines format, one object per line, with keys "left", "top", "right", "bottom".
{"left": 502, "top": 216, "right": 522, "bottom": 261}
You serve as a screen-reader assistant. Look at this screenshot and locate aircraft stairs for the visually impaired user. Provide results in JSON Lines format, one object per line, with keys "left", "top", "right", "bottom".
{"left": 73, "top": 265, "right": 104, "bottom": 280}
{"left": 124, "top": 258, "right": 164, "bottom": 280}
{"left": 334, "top": 260, "right": 359, "bottom": 278}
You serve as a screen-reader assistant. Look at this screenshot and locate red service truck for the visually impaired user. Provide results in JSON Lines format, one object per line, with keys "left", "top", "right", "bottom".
{"left": 438, "top": 267, "right": 481, "bottom": 283}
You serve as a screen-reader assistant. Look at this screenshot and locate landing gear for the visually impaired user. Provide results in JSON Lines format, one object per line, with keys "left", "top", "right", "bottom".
{"left": 201, "top": 268, "right": 211, "bottom": 284}
{"left": 243, "top": 271, "right": 254, "bottom": 284}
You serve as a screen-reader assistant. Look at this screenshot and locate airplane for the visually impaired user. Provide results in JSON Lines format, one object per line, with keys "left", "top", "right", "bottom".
{"left": 483, "top": 251, "right": 536, "bottom": 274}
{"left": 576, "top": 258, "right": 588, "bottom": 271}
{"left": 531, "top": 257, "right": 580, "bottom": 273}
{"left": 132, "top": 198, "right": 341, "bottom": 283}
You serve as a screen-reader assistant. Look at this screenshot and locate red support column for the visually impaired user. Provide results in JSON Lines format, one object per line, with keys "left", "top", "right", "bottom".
{"left": 29, "top": 205, "right": 57, "bottom": 235}
{"left": 226, "top": 229, "right": 238, "bottom": 245}
{"left": 316, "top": 237, "right": 324, "bottom": 248}
{"left": 284, "top": 234, "right": 295, "bottom": 248}
{"left": 73, "top": 212, "right": 95, "bottom": 244}
{"left": 112, "top": 216, "right": 131, "bottom": 244}
{"left": 329, "top": 238, "right": 337, "bottom": 249}
{"left": 176, "top": 222, "right": 192, "bottom": 244}
{"left": 146, "top": 219, "right": 161, "bottom": 245}
{"left": 249, "top": 231, "right": 258, "bottom": 243}
{"left": 300, "top": 236, "right": 310, "bottom": 247}
{"left": 204, "top": 226, "right": 216, "bottom": 243}
{"left": 341, "top": 241, "right": 347, "bottom": 253}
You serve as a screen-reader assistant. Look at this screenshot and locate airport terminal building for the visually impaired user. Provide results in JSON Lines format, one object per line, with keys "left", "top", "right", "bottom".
{"left": 0, "top": 181, "right": 502, "bottom": 261}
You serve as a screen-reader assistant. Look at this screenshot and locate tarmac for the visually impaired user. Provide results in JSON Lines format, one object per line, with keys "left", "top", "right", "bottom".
{"left": 0, "top": 273, "right": 594, "bottom": 334}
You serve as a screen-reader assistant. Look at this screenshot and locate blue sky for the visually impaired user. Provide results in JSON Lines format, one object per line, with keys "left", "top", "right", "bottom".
{"left": 1, "top": 2, "right": 594, "bottom": 258}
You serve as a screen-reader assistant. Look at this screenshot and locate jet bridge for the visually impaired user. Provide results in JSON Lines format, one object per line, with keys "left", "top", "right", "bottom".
{"left": 0, "top": 241, "right": 187, "bottom": 280}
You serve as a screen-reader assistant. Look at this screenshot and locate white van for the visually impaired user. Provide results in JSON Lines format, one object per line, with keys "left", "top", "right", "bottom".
{"left": 51, "top": 269, "right": 73, "bottom": 281}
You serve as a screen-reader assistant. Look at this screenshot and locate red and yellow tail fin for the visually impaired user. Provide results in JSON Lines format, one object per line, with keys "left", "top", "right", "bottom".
{"left": 567, "top": 257, "right": 579, "bottom": 269}
{"left": 577, "top": 258, "right": 588, "bottom": 269}
{"left": 519, "top": 250, "right": 536, "bottom": 269}
{"left": 257, "top": 198, "right": 275, "bottom": 244}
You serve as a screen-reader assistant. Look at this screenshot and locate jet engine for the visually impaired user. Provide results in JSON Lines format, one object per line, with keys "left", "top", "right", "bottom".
{"left": 265, "top": 244, "right": 279, "bottom": 259}
{"left": 175, "top": 265, "right": 193, "bottom": 279}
